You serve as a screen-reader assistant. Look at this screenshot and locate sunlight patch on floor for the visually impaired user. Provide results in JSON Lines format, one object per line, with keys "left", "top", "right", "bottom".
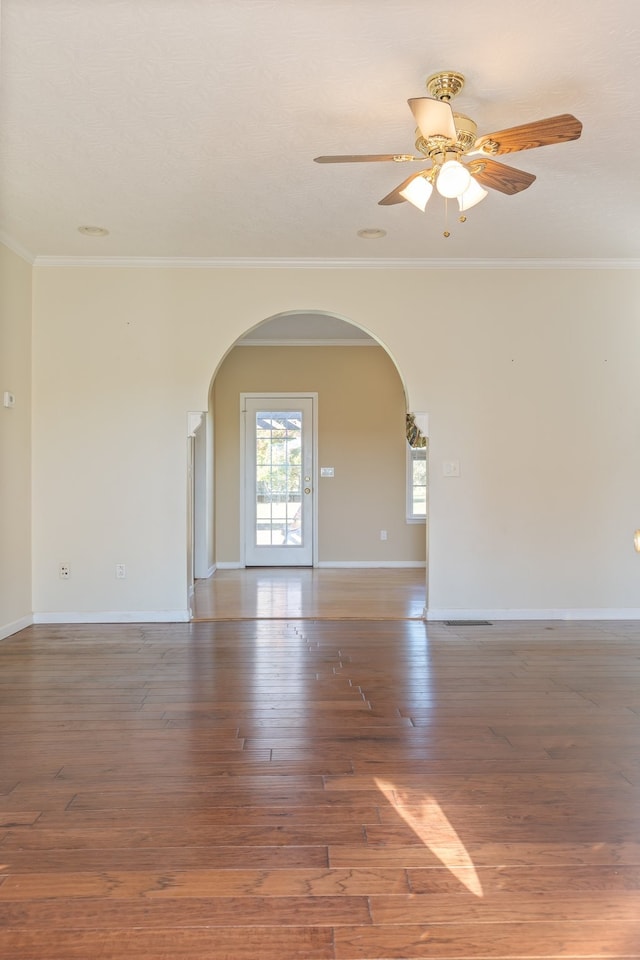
{"left": 375, "top": 777, "right": 484, "bottom": 898}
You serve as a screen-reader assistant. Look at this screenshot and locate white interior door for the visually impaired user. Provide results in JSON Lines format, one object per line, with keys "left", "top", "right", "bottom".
{"left": 243, "top": 395, "right": 315, "bottom": 566}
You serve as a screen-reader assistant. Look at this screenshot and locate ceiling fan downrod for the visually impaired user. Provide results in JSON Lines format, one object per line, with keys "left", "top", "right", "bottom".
{"left": 426, "top": 71, "right": 465, "bottom": 101}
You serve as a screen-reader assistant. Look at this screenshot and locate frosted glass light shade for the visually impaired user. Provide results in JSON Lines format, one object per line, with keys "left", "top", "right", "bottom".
{"left": 634, "top": 529, "right": 640, "bottom": 552}
{"left": 400, "top": 176, "right": 433, "bottom": 212}
{"left": 458, "top": 177, "right": 489, "bottom": 211}
{"left": 436, "top": 160, "right": 471, "bottom": 198}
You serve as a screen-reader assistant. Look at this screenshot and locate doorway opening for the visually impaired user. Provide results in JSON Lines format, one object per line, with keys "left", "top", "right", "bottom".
{"left": 191, "top": 310, "right": 427, "bottom": 619}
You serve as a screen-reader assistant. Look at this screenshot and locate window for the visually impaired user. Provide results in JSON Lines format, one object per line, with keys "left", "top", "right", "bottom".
{"left": 407, "top": 442, "right": 427, "bottom": 522}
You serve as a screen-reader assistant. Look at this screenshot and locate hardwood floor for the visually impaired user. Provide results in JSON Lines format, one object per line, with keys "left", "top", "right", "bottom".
{"left": 192, "top": 567, "right": 427, "bottom": 620}
{"left": 1, "top": 616, "right": 639, "bottom": 958}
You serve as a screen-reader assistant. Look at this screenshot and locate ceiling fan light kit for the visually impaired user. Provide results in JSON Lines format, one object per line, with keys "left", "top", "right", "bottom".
{"left": 457, "top": 177, "right": 489, "bottom": 211}
{"left": 314, "top": 70, "right": 582, "bottom": 233}
{"left": 399, "top": 174, "right": 433, "bottom": 211}
{"left": 435, "top": 159, "right": 471, "bottom": 198}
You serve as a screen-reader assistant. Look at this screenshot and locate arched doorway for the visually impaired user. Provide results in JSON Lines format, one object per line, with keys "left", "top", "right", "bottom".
{"left": 192, "top": 311, "right": 427, "bottom": 619}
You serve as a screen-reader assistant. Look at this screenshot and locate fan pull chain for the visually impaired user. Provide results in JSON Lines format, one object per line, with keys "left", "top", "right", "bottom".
{"left": 443, "top": 199, "right": 470, "bottom": 238}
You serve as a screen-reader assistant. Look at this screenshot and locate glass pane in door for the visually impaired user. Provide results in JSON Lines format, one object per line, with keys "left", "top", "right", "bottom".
{"left": 255, "top": 411, "right": 303, "bottom": 546}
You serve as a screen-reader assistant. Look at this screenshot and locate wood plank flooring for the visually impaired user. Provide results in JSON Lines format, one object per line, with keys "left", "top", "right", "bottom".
{"left": 1, "top": 617, "right": 639, "bottom": 958}
{"left": 192, "top": 567, "right": 427, "bottom": 620}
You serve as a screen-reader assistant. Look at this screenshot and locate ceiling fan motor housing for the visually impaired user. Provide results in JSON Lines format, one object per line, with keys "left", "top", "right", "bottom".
{"left": 453, "top": 114, "right": 477, "bottom": 153}
{"left": 414, "top": 114, "right": 477, "bottom": 163}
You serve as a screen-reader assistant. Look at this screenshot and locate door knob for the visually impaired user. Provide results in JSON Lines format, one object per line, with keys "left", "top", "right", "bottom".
{"left": 304, "top": 488, "right": 311, "bottom": 495}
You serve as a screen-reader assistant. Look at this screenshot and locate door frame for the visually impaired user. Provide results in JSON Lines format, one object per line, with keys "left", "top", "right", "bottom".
{"left": 240, "top": 392, "right": 318, "bottom": 568}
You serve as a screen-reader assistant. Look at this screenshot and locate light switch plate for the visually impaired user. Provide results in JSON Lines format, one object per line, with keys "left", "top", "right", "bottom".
{"left": 320, "top": 467, "right": 335, "bottom": 477}
{"left": 443, "top": 460, "right": 460, "bottom": 477}
{"left": 3, "top": 391, "right": 15, "bottom": 408}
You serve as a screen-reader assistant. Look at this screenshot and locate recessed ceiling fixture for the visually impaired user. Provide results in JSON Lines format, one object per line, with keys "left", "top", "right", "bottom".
{"left": 315, "top": 70, "right": 582, "bottom": 220}
{"left": 357, "top": 228, "right": 386, "bottom": 239}
{"left": 78, "top": 225, "right": 109, "bottom": 237}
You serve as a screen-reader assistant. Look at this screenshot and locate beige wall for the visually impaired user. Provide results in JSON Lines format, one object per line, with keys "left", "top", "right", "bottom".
{"left": 0, "top": 244, "right": 32, "bottom": 637}
{"left": 213, "top": 345, "right": 426, "bottom": 564}
{"left": 21, "top": 261, "right": 640, "bottom": 622}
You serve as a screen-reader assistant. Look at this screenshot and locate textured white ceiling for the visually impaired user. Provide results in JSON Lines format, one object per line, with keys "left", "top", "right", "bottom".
{"left": 1, "top": 0, "right": 639, "bottom": 263}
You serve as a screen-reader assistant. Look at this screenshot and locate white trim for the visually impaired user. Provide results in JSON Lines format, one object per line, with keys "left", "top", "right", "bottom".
{"left": 426, "top": 607, "right": 640, "bottom": 622}
{"left": 0, "top": 233, "right": 36, "bottom": 264}
{"left": 215, "top": 560, "right": 426, "bottom": 569}
{"left": 33, "top": 610, "right": 190, "bottom": 624}
{"left": 31, "top": 255, "right": 640, "bottom": 271}
{"left": 195, "top": 564, "right": 217, "bottom": 579}
{"left": 0, "top": 614, "right": 34, "bottom": 640}
{"left": 316, "top": 561, "right": 426, "bottom": 568}
{"left": 187, "top": 410, "right": 205, "bottom": 436}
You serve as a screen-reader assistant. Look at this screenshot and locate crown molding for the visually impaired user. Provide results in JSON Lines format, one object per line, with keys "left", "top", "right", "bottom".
{"left": 30, "top": 255, "right": 640, "bottom": 270}
{"left": 3, "top": 229, "right": 639, "bottom": 271}
{"left": 0, "top": 233, "right": 36, "bottom": 264}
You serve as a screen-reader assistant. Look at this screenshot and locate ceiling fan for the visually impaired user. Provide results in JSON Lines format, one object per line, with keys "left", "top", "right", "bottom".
{"left": 314, "top": 71, "right": 582, "bottom": 217}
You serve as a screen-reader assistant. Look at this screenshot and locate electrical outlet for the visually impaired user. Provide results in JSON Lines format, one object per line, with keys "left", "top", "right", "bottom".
{"left": 115, "top": 563, "right": 126, "bottom": 579}
{"left": 59, "top": 563, "right": 70, "bottom": 579}
{"left": 380, "top": 530, "right": 387, "bottom": 541}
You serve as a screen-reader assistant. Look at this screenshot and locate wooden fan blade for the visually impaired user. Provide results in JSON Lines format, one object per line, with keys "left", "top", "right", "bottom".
{"left": 314, "top": 154, "right": 419, "bottom": 163}
{"left": 468, "top": 158, "right": 536, "bottom": 195}
{"left": 378, "top": 171, "right": 428, "bottom": 206}
{"left": 473, "top": 114, "right": 582, "bottom": 156}
{"left": 408, "top": 97, "right": 457, "bottom": 141}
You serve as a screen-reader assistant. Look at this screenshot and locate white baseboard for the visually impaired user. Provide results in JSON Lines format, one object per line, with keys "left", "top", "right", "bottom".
{"left": 216, "top": 561, "right": 425, "bottom": 570}
{"left": 316, "top": 561, "right": 426, "bottom": 569}
{"left": 33, "top": 610, "right": 191, "bottom": 624}
{"left": 426, "top": 607, "right": 640, "bottom": 622}
{"left": 0, "top": 614, "right": 34, "bottom": 640}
